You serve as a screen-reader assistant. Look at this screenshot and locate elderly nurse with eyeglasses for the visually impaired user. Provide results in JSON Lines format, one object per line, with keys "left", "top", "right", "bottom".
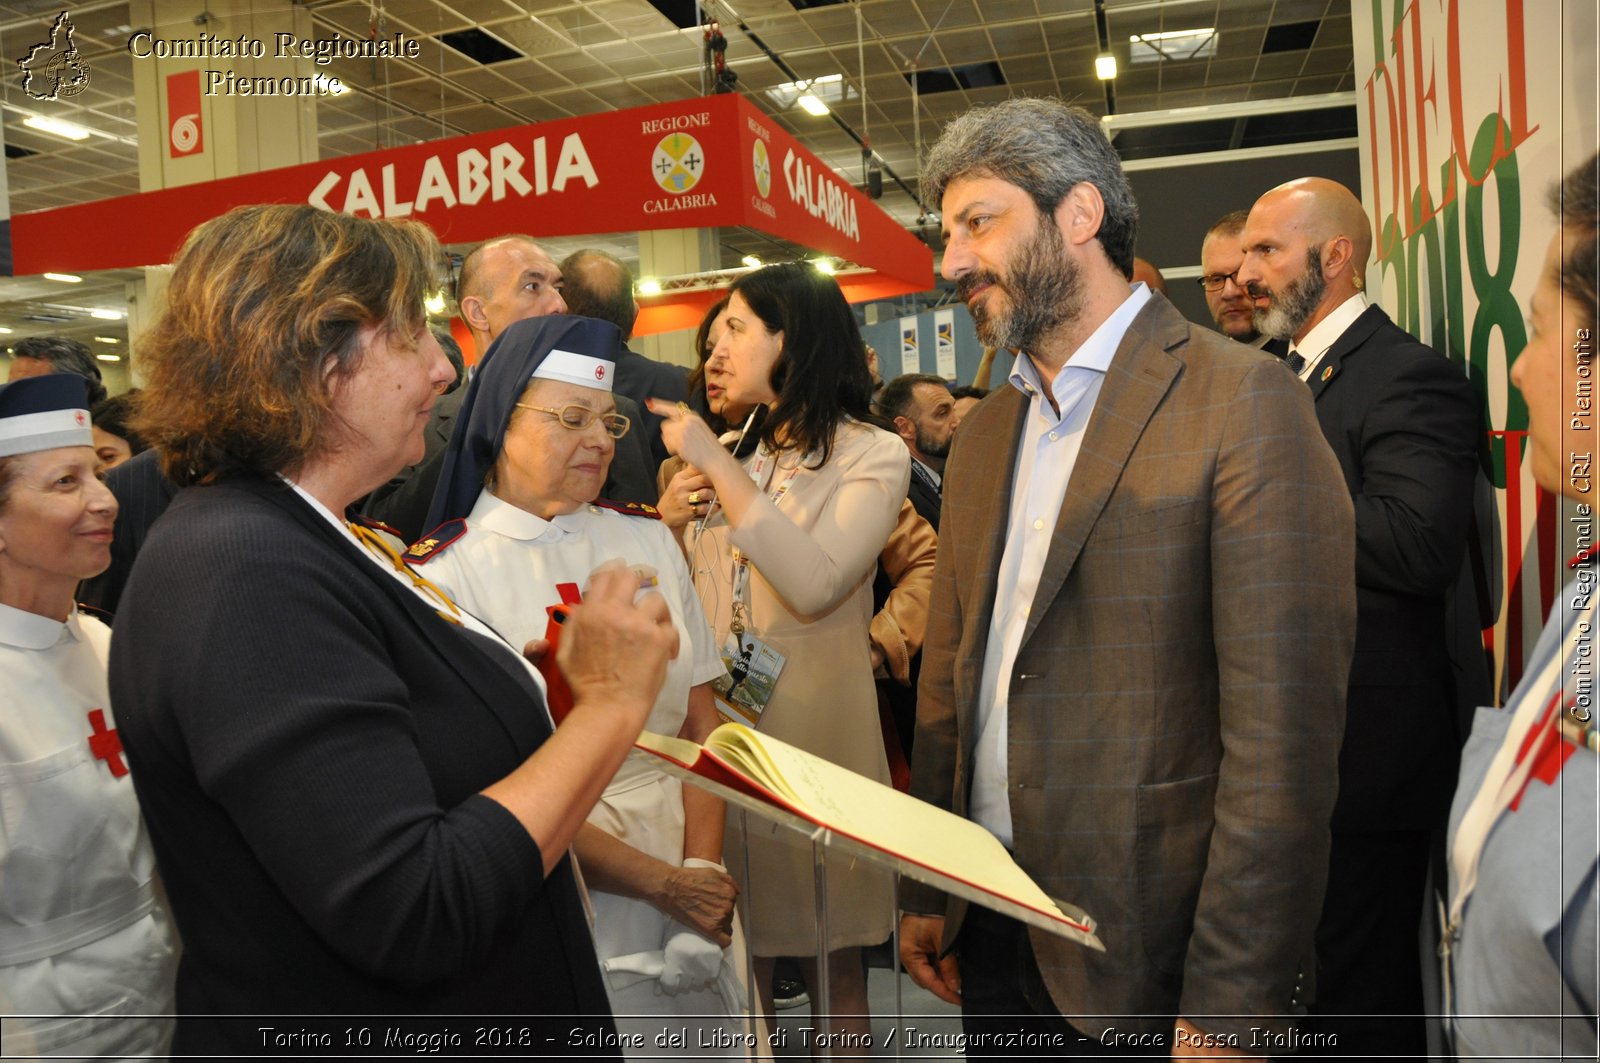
{"left": 412, "top": 315, "right": 748, "bottom": 1051}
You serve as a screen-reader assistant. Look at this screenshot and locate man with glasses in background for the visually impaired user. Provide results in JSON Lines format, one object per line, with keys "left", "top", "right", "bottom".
{"left": 1198, "top": 211, "right": 1268, "bottom": 347}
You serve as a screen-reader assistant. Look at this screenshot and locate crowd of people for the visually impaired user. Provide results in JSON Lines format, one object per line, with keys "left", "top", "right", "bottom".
{"left": 0, "top": 93, "right": 1593, "bottom": 1063}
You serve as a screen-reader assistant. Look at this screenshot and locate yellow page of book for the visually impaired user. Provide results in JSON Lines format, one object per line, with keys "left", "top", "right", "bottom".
{"left": 640, "top": 723, "right": 1097, "bottom": 941}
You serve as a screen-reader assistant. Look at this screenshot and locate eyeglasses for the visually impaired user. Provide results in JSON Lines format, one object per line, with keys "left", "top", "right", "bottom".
{"left": 1197, "top": 270, "right": 1243, "bottom": 292}
{"left": 515, "top": 402, "right": 631, "bottom": 439}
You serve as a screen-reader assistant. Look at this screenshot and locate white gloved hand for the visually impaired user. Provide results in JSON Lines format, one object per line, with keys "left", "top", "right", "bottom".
{"left": 659, "top": 924, "right": 724, "bottom": 995}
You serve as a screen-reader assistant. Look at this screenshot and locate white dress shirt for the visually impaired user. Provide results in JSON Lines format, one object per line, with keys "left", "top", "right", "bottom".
{"left": 1291, "top": 292, "right": 1369, "bottom": 382}
{"left": 970, "top": 283, "right": 1153, "bottom": 846}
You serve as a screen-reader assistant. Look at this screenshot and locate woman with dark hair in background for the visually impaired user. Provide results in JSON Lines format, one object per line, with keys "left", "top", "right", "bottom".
{"left": 948, "top": 384, "right": 988, "bottom": 430}
{"left": 89, "top": 391, "right": 147, "bottom": 470}
{"left": 685, "top": 295, "right": 730, "bottom": 422}
{"left": 656, "top": 297, "right": 739, "bottom": 537}
{"left": 0, "top": 374, "right": 176, "bottom": 1059}
{"left": 651, "top": 262, "right": 909, "bottom": 1035}
{"left": 1442, "top": 150, "right": 1599, "bottom": 1059}
{"left": 109, "top": 204, "right": 677, "bottom": 1056}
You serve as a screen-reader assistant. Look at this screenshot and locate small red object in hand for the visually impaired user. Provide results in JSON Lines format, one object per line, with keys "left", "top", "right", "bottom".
{"left": 538, "top": 583, "right": 583, "bottom": 723}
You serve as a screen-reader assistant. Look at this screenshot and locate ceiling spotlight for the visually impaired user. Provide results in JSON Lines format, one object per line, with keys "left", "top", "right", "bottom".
{"left": 0, "top": 328, "right": 13, "bottom": 335}
{"left": 90, "top": 308, "right": 124, "bottom": 320}
{"left": 44, "top": 272, "right": 83, "bottom": 284}
{"left": 741, "top": 255, "right": 762, "bottom": 268}
{"left": 775, "top": 73, "right": 841, "bottom": 92}
{"left": 811, "top": 258, "right": 835, "bottom": 275}
{"left": 424, "top": 292, "right": 447, "bottom": 316}
{"left": 638, "top": 279, "right": 663, "bottom": 296}
{"left": 797, "top": 94, "right": 830, "bottom": 117}
{"left": 24, "top": 114, "right": 91, "bottom": 141}
{"left": 94, "top": 336, "right": 119, "bottom": 344}
{"left": 1095, "top": 53, "right": 1118, "bottom": 80}
{"left": 95, "top": 353, "right": 122, "bottom": 362}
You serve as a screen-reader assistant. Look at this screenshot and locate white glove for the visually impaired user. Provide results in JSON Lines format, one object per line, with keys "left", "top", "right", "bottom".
{"left": 659, "top": 924, "right": 724, "bottom": 995}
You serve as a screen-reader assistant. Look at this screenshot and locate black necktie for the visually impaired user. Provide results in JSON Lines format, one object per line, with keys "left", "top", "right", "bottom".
{"left": 1283, "top": 348, "right": 1306, "bottom": 375}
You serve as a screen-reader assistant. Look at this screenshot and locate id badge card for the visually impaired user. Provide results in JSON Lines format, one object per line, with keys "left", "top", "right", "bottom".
{"left": 711, "top": 631, "right": 787, "bottom": 726}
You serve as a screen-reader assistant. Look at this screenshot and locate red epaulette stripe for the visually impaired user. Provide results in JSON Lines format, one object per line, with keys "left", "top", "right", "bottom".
{"left": 353, "top": 514, "right": 406, "bottom": 540}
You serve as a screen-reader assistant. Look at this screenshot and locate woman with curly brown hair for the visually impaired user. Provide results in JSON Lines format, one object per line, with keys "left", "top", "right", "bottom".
{"left": 109, "top": 204, "right": 677, "bottom": 1056}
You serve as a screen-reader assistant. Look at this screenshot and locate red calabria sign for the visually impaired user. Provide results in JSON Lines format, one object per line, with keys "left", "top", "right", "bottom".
{"left": 11, "top": 95, "right": 932, "bottom": 303}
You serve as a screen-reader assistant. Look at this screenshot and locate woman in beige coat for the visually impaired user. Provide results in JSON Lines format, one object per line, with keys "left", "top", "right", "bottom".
{"left": 656, "top": 301, "right": 936, "bottom": 702}
{"left": 653, "top": 263, "right": 909, "bottom": 1039}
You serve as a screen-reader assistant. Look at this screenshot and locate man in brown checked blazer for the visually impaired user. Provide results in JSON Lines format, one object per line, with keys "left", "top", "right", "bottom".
{"left": 899, "top": 97, "right": 1358, "bottom": 1058}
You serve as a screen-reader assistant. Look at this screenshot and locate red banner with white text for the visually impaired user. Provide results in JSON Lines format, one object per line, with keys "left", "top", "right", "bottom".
{"left": 10, "top": 94, "right": 931, "bottom": 298}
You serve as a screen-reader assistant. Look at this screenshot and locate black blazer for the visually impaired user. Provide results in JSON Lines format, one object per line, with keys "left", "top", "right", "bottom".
{"left": 612, "top": 344, "right": 690, "bottom": 467}
{"left": 1308, "top": 303, "right": 1481, "bottom": 830}
{"left": 109, "top": 476, "right": 615, "bottom": 1054}
{"left": 78, "top": 448, "right": 179, "bottom": 614}
{"left": 906, "top": 463, "right": 942, "bottom": 530}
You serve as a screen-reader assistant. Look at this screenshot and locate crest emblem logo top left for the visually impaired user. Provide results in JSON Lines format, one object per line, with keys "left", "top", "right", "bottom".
{"left": 18, "top": 11, "right": 92, "bottom": 101}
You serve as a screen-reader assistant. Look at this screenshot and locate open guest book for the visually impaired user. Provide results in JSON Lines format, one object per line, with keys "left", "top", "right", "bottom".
{"left": 634, "top": 722, "right": 1103, "bottom": 951}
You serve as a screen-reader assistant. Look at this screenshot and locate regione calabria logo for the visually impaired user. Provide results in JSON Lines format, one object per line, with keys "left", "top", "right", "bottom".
{"left": 18, "top": 11, "right": 91, "bottom": 101}
{"left": 751, "top": 139, "right": 772, "bottom": 199}
{"left": 651, "top": 132, "right": 704, "bottom": 195}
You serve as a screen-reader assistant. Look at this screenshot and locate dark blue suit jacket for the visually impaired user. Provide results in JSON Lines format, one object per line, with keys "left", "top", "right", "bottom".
{"left": 612, "top": 344, "right": 689, "bottom": 467}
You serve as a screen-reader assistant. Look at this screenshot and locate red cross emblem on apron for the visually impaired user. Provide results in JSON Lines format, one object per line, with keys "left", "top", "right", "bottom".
{"left": 87, "top": 708, "right": 129, "bottom": 778}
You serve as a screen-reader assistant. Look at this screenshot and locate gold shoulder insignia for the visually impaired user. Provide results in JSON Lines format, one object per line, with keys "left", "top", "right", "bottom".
{"left": 402, "top": 518, "right": 468, "bottom": 564}
{"left": 593, "top": 498, "right": 662, "bottom": 520}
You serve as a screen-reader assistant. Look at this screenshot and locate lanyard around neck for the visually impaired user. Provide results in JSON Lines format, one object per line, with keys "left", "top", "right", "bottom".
{"left": 348, "top": 521, "right": 462, "bottom": 623}
{"left": 728, "top": 447, "right": 804, "bottom": 636}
